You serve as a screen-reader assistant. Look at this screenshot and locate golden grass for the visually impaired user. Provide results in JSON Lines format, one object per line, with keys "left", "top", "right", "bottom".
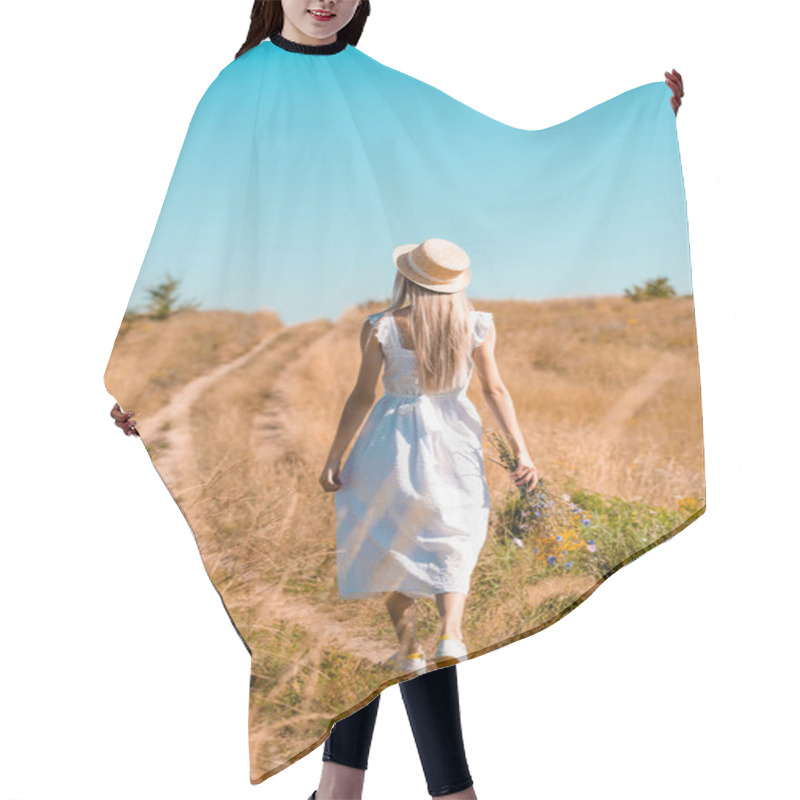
{"left": 103, "top": 308, "right": 280, "bottom": 419}
{"left": 105, "top": 294, "right": 704, "bottom": 781}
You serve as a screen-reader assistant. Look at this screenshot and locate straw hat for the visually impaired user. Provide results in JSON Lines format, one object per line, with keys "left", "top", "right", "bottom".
{"left": 393, "top": 238, "right": 471, "bottom": 294}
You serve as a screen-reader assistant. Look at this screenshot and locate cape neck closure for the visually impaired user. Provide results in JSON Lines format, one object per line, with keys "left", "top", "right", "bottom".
{"left": 270, "top": 31, "right": 348, "bottom": 55}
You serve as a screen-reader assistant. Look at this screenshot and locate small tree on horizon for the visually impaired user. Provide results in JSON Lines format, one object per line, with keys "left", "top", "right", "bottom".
{"left": 624, "top": 276, "right": 677, "bottom": 301}
{"left": 144, "top": 272, "right": 201, "bottom": 319}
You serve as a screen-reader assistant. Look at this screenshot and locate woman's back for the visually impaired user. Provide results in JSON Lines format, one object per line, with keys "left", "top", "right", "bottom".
{"left": 369, "top": 308, "right": 493, "bottom": 398}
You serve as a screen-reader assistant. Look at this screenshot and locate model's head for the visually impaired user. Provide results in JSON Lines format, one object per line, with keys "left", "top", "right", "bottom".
{"left": 384, "top": 273, "right": 476, "bottom": 396}
{"left": 237, "top": 0, "right": 371, "bottom": 59}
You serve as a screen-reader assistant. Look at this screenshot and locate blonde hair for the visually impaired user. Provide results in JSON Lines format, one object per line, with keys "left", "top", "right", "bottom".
{"left": 376, "top": 273, "right": 475, "bottom": 394}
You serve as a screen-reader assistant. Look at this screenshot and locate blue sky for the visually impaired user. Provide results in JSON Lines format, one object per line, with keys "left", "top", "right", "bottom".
{"left": 127, "top": 43, "right": 689, "bottom": 326}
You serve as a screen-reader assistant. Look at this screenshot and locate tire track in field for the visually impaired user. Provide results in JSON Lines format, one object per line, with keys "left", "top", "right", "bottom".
{"left": 249, "top": 323, "right": 342, "bottom": 599}
{"left": 253, "top": 586, "right": 389, "bottom": 665}
{"left": 136, "top": 329, "right": 285, "bottom": 499}
{"left": 245, "top": 323, "right": 444, "bottom": 675}
{"left": 248, "top": 324, "right": 609, "bottom": 670}
{"left": 597, "top": 350, "right": 685, "bottom": 443}
{"left": 247, "top": 325, "right": 395, "bottom": 666}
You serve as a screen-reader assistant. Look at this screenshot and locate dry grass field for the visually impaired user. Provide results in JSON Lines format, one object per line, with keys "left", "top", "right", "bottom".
{"left": 104, "top": 294, "right": 705, "bottom": 782}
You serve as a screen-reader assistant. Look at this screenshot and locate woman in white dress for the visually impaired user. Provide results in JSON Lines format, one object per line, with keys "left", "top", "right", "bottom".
{"left": 320, "top": 238, "right": 539, "bottom": 675}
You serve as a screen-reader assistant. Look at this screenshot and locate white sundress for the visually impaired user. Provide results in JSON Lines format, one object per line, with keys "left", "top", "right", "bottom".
{"left": 334, "top": 309, "right": 494, "bottom": 599}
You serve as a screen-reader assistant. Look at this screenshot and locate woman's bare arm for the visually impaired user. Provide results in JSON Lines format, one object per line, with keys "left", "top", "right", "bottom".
{"left": 472, "top": 320, "right": 538, "bottom": 489}
{"left": 319, "top": 319, "right": 384, "bottom": 491}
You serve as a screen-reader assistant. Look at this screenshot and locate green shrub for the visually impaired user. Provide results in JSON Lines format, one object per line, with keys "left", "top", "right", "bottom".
{"left": 624, "top": 276, "right": 677, "bottom": 301}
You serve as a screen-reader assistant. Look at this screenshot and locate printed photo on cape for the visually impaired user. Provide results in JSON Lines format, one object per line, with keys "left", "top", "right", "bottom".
{"left": 104, "top": 29, "right": 704, "bottom": 785}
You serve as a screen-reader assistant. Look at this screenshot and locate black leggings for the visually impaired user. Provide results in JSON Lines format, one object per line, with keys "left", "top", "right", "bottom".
{"left": 323, "top": 664, "right": 473, "bottom": 797}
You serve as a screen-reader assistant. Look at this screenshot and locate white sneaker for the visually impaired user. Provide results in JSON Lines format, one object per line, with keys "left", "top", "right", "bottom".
{"left": 434, "top": 635, "right": 468, "bottom": 663}
{"left": 386, "top": 649, "right": 427, "bottom": 676}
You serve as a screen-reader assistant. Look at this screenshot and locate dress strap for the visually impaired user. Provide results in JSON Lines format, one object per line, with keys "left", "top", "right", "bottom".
{"left": 472, "top": 310, "right": 494, "bottom": 349}
{"left": 369, "top": 312, "right": 393, "bottom": 352}
{"left": 386, "top": 313, "right": 403, "bottom": 351}
{"left": 374, "top": 310, "right": 490, "bottom": 352}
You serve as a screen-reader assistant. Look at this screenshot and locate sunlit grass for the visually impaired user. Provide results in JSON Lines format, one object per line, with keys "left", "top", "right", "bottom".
{"left": 105, "top": 294, "right": 705, "bottom": 778}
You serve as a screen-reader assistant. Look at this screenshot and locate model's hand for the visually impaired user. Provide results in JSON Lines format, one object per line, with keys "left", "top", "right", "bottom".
{"left": 665, "top": 69, "right": 684, "bottom": 115}
{"left": 511, "top": 452, "right": 538, "bottom": 491}
{"left": 111, "top": 402, "right": 140, "bottom": 437}
{"left": 319, "top": 459, "right": 343, "bottom": 492}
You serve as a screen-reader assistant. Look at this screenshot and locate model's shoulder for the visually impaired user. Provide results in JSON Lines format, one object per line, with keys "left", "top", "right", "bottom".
{"left": 229, "top": 42, "right": 269, "bottom": 70}
{"left": 344, "top": 45, "right": 440, "bottom": 89}
{"left": 472, "top": 310, "right": 495, "bottom": 347}
{"left": 365, "top": 311, "right": 390, "bottom": 333}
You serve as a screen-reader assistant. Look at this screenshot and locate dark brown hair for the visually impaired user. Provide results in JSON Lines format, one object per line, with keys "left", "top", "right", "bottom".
{"left": 236, "top": 1, "right": 371, "bottom": 59}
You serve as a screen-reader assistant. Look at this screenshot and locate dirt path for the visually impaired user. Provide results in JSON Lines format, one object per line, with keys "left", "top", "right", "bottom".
{"left": 597, "top": 350, "right": 684, "bottom": 443}
{"left": 255, "top": 589, "right": 389, "bottom": 664}
{"left": 137, "top": 329, "right": 284, "bottom": 497}
{"left": 246, "top": 323, "right": 605, "bottom": 668}
{"left": 254, "top": 572, "right": 601, "bottom": 672}
{"left": 137, "top": 319, "right": 611, "bottom": 672}
{"left": 246, "top": 325, "right": 396, "bottom": 664}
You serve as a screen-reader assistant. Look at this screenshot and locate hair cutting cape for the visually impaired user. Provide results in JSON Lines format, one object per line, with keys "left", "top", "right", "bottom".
{"left": 104, "top": 36, "right": 705, "bottom": 785}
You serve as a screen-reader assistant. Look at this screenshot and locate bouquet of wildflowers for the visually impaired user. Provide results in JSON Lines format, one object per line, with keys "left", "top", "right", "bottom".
{"left": 485, "top": 430, "right": 595, "bottom": 569}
